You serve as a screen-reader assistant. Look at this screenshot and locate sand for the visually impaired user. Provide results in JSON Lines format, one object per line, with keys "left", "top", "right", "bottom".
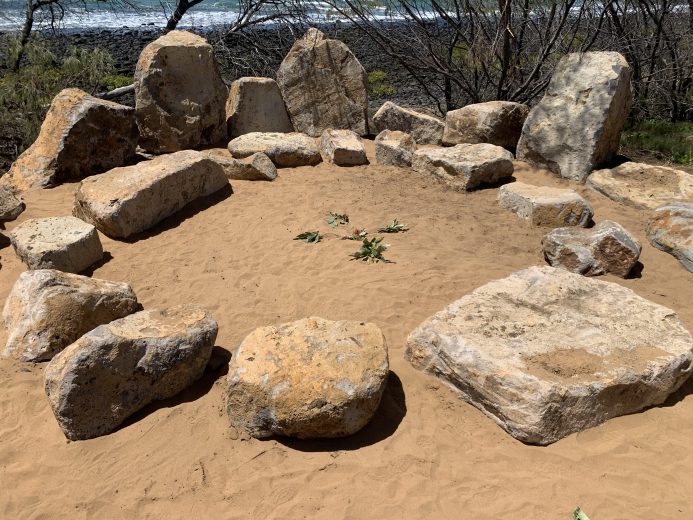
{"left": 1, "top": 142, "right": 692, "bottom": 519}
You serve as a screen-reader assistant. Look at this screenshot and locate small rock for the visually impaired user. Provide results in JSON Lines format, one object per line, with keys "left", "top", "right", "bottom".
{"left": 226, "top": 317, "right": 389, "bottom": 439}
{"left": 44, "top": 305, "right": 218, "bottom": 440}
{"left": 227, "top": 132, "right": 322, "bottom": 167}
{"left": 226, "top": 77, "right": 293, "bottom": 137}
{"left": 10, "top": 216, "right": 103, "bottom": 273}
{"left": 373, "top": 101, "right": 444, "bottom": 145}
{"left": 320, "top": 129, "right": 368, "bottom": 166}
{"left": 542, "top": 220, "right": 641, "bottom": 277}
{"left": 0, "top": 186, "right": 25, "bottom": 221}
{"left": 443, "top": 101, "right": 529, "bottom": 149}
{"left": 374, "top": 130, "right": 416, "bottom": 167}
{"left": 205, "top": 149, "right": 277, "bottom": 181}
{"left": 646, "top": 202, "right": 693, "bottom": 272}
{"left": 498, "top": 182, "right": 593, "bottom": 226}
{"left": 412, "top": 143, "right": 514, "bottom": 190}
{"left": 3, "top": 269, "right": 138, "bottom": 362}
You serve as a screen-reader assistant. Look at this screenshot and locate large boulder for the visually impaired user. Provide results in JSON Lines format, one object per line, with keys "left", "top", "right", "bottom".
{"left": 0, "top": 186, "right": 25, "bottom": 221}
{"left": 10, "top": 216, "right": 103, "bottom": 273}
{"left": 374, "top": 130, "right": 416, "bottom": 167}
{"left": 517, "top": 52, "right": 632, "bottom": 182}
{"left": 588, "top": 162, "right": 693, "bottom": 210}
{"left": 443, "top": 101, "right": 529, "bottom": 149}
{"left": 226, "top": 317, "right": 389, "bottom": 439}
{"left": 498, "top": 182, "right": 593, "bottom": 227}
{"left": 3, "top": 270, "right": 138, "bottom": 362}
{"left": 276, "top": 28, "right": 369, "bottom": 137}
{"left": 73, "top": 150, "right": 228, "bottom": 239}
{"left": 3, "top": 89, "right": 137, "bottom": 191}
{"left": 320, "top": 129, "right": 368, "bottom": 166}
{"left": 412, "top": 143, "right": 514, "bottom": 190}
{"left": 405, "top": 266, "right": 693, "bottom": 445}
{"left": 227, "top": 132, "right": 322, "bottom": 167}
{"left": 542, "top": 220, "right": 641, "bottom": 277}
{"left": 135, "top": 30, "right": 228, "bottom": 153}
{"left": 204, "top": 149, "right": 277, "bottom": 181}
{"left": 226, "top": 77, "right": 293, "bottom": 138}
{"left": 44, "top": 305, "right": 218, "bottom": 440}
{"left": 646, "top": 203, "right": 693, "bottom": 272}
{"left": 373, "top": 102, "right": 444, "bottom": 145}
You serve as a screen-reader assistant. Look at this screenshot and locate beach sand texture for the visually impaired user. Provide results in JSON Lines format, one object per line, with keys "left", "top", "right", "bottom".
{"left": 1, "top": 142, "right": 692, "bottom": 519}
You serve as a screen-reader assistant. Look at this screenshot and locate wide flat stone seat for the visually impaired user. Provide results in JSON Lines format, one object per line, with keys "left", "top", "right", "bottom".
{"left": 498, "top": 182, "right": 593, "bottom": 226}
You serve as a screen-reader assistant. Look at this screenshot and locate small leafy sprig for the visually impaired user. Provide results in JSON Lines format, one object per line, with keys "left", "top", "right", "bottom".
{"left": 294, "top": 231, "right": 321, "bottom": 243}
{"left": 325, "top": 212, "right": 349, "bottom": 228}
{"left": 377, "top": 219, "right": 409, "bottom": 233}
{"left": 351, "top": 236, "right": 391, "bottom": 263}
{"left": 342, "top": 228, "right": 368, "bottom": 241}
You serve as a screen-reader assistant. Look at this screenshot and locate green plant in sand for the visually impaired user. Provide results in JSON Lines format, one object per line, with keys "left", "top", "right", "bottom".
{"left": 342, "top": 228, "right": 368, "bottom": 240}
{"left": 572, "top": 507, "right": 590, "bottom": 520}
{"left": 367, "top": 69, "right": 396, "bottom": 98}
{"left": 294, "top": 231, "right": 321, "bottom": 243}
{"left": 325, "top": 212, "right": 349, "bottom": 228}
{"left": 377, "top": 219, "right": 409, "bottom": 233}
{"left": 351, "top": 236, "right": 391, "bottom": 263}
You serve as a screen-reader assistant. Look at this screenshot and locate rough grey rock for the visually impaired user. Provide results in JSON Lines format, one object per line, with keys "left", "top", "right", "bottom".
{"left": 373, "top": 101, "right": 444, "bottom": 145}
{"left": 205, "top": 149, "right": 277, "bottom": 181}
{"left": 226, "top": 77, "right": 293, "bottom": 137}
{"left": 320, "top": 129, "right": 368, "bottom": 166}
{"left": 443, "top": 101, "right": 529, "bottom": 149}
{"left": 498, "top": 182, "right": 594, "bottom": 227}
{"left": 227, "top": 132, "right": 322, "bottom": 167}
{"left": 374, "top": 130, "right": 416, "bottom": 168}
{"left": 0, "top": 186, "right": 25, "bottom": 221}
{"left": 646, "top": 202, "right": 693, "bottom": 273}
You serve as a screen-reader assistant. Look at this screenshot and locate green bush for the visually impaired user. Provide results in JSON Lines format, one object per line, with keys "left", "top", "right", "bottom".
{"left": 100, "top": 74, "right": 134, "bottom": 91}
{"left": 621, "top": 119, "right": 693, "bottom": 165}
{"left": 367, "top": 69, "right": 396, "bottom": 98}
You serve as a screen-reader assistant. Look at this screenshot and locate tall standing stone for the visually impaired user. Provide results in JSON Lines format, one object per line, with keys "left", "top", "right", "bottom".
{"left": 135, "top": 30, "right": 228, "bottom": 153}
{"left": 517, "top": 52, "right": 632, "bottom": 182}
{"left": 276, "top": 28, "right": 369, "bottom": 137}
{"left": 226, "top": 77, "right": 293, "bottom": 137}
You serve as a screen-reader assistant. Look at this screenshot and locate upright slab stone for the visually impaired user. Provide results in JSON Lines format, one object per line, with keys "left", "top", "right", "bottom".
{"left": 320, "top": 129, "right": 368, "bottom": 166}
{"left": 276, "top": 28, "right": 368, "bottom": 137}
{"left": 374, "top": 130, "right": 416, "bottom": 167}
{"left": 498, "top": 182, "right": 593, "bottom": 227}
{"left": 3, "top": 270, "right": 138, "bottom": 362}
{"left": 135, "top": 30, "right": 228, "bottom": 153}
{"left": 443, "top": 101, "right": 529, "bottom": 149}
{"left": 10, "top": 216, "right": 103, "bottom": 273}
{"left": 226, "top": 77, "right": 293, "bottom": 137}
{"left": 227, "top": 132, "right": 322, "bottom": 167}
{"left": 373, "top": 102, "right": 444, "bottom": 145}
{"left": 3, "top": 89, "right": 137, "bottom": 191}
{"left": 405, "top": 266, "right": 693, "bottom": 445}
{"left": 73, "top": 150, "right": 228, "bottom": 239}
{"left": 412, "top": 143, "right": 514, "bottom": 190}
{"left": 226, "top": 317, "right": 389, "bottom": 439}
{"left": 44, "top": 305, "right": 218, "bottom": 440}
{"left": 588, "top": 162, "right": 693, "bottom": 210}
{"left": 517, "top": 52, "right": 632, "bottom": 182}
{"left": 646, "top": 203, "right": 693, "bottom": 272}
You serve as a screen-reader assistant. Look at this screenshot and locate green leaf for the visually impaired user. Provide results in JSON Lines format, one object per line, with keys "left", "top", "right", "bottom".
{"left": 294, "top": 231, "right": 321, "bottom": 243}
{"left": 377, "top": 219, "right": 409, "bottom": 233}
{"left": 351, "top": 236, "right": 391, "bottom": 263}
{"left": 325, "top": 212, "right": 349, "bottom": 228}
{"left": 342, "top": 228, "right": 368, "bottom": 240}
{"left": 573, "top": 507, "right": 591, "bottom": 520}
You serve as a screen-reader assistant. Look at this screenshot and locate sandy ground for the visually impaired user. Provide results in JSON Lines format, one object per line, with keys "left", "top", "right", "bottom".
{"left": 1, "top": 142, "right": 692, "bottom": 519}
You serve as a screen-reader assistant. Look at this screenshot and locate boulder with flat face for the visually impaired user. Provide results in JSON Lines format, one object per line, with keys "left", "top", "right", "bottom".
{"left": 276, "top": 28, "right": 369, "bottom": 137}
{"left": 373, "top": 101, "right": 444, "bottom": 145}
{"left": 3, "top": 89, "right": 137, "bottom": 191}
{"left": 320, "top": 129, "right": 368, "bottom": 166}
{"left": 227, "top": 132, "right": 322, "bottom": 167}
{"left": 135, "top": 30, "right": 228, "bottom": 153}
{"left": 646, "top": 203, "right": 693, "bottom": 272}
{"left": 0, "top": 186, "right": 25, "bottom": 221}
{"left": 443, "top": 101, "right": 529, "bottom": 149}
{"left": 205, "top": 149, "right": 277, "bottom": 181}
{"left": 405, "top": 266, "right": 693, "bottom": 445}
{"left": 498, "top": 182, "right": 593, "bottom": 227}
{"left": 226, "top": 77, "right": 293, "bottom": 137}
{"left": 374, "top": 130, "right": 416, "bottom": 168}
{"left": 517, "top": 52, "right": 632, "bottom": 182}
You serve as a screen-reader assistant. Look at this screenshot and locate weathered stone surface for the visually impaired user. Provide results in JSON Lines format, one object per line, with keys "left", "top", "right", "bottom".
{"left": 412, "top": 143, "right": 514, "bottom": 190}
{"left": 498, "top": 182, "right": 593, "bottom": 227}
{"left": 0, "top": 186, "right": 24, "bottom": 221}
{"left": 45, "top": 305, "right": 218, "bottom": 440}
{"left": 205, "top": 149, "right": 277, "bottom": 181}
{"left": 3, "top": 270, "right": 138, "bottom": 362}
{"left": 320, "top": 129, "right": 368, "bottom": 166}
{"left": 405, "top": 266, "right": 693, "bottom": 445}
{"left": 10, "top": 216, "right": 103, "bottom": 273}
{"left": 443, "top": 101, "right": 529, "bottom": 149}
{"left": 374, "top": 130, "right": 416, "bottom": 168}
{"left": 226, "top": 77, "right": 293, "bottom": 138}
{"left": 543, "top": 220, "right": 641, "bottom": 277}
{"left": 373, "top": 102, "right": 444, "bottom": 145}
{"left": 276, "top": 28, "right": 368, "bottom": 137}
{"left": 646, "top": 203, "right": 693, "bottom": 272}
{"left": 3, "top": 89, "right": 137, "bottom": 191}
{"left": 517, "top": 52, "right": 632, "bottom": 182}
{"left": 588, "top": 162, "right": 693, "bottom": 210}
{"left": 227, "top": 132, "right": 322, "bottom": 167}
{"left": 226, "top": 317, "right": 389, "bottom": 439}
{"left": 135, "top": 30, "right": 228, "bottom": 153}
{"left": 73, "top": 150, "right": 228, "bottom": 239}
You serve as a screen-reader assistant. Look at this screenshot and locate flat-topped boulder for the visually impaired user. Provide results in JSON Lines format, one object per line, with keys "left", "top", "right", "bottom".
{"left": 543, "top": 220, "right": 641, "bottom": 277}
{"left": 135, "top": 30, "right": 228, "bottom": 153}
{"left": 517, "top": 52, "right": 632, "bottom": 182}
{"left": 646, "top": 203, "right": 693, "bottom": 272}
{"left": 276, "top": 28, "right": 369, "bottom": 137}
{"left": 10, "top": 216, "right": 103, "bottom": 273}
{"left": 3, "top": 270, "right": 138, "bottom": 362}
{"left": 227, "top": 132, "right": 322, "bottom": 167}
{"left": 405, "top": 266, "right": 693, "bottom": 445}
{"left": 320, "top": 129, "right": 368, "bottom": 166}
{"left": 0, "top": 186, "right": 24, "bottom": 221}
{"left": 226, "top": 77, "right": 293, "bottom": 138}
{"left": 226, "top": 317, "right": 389, "bottom": 439}
{"left": 3, "top": 89, "right": 137, "bottom": 191}
{"left": 498, "top": 182, "right": 593, "bottom": 227}
{"left": 412, "top": 143, "right": 514, "bottom": 190}
{"left": 588, "top": 162, "right": 693, "bottom": 210}
{"left": 205, "top": 149, "right": 277, "bottom": 181}
{"left": 73, "top": 150, "right": 228, "bottom": 239}
{"left": 373, "top": 102, "right": 444, "bottom": 145}
{"left": 45, "top": 304, "right": 218, "bottom": 440}
{"left": 443, "top": 101, "right": 529, "bottom": 149}
{"left": 374, "top": 130, "right": 416, "bottom": 167}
